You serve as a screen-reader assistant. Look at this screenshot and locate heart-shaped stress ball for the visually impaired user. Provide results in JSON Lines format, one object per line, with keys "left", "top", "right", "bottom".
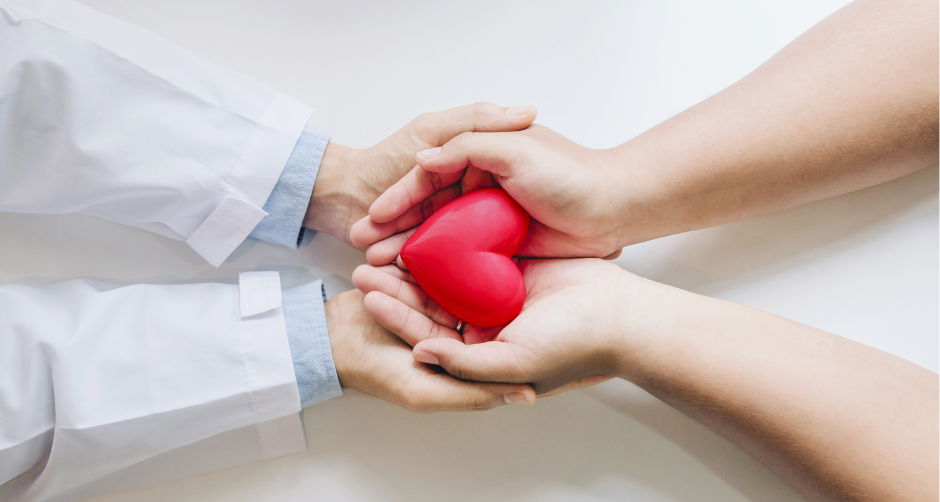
{"left": 400, "top": 188, "right": 530, "bottom": 328}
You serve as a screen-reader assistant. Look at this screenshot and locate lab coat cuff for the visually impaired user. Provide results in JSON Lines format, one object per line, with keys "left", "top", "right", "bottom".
{"left": 237, "top": 272, "right": 304, "bottom": 421}
{"left": 249, "top": 127, "right": 330, "bottom": 249}
{"left": 282, "top": 280, "right": 343, "bottom": 408}
{"left": 186, "top": 94, "right": 313, "bottom": 267}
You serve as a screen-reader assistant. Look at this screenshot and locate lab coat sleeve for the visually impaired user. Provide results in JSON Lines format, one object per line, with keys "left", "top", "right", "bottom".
{"left": 0, "top": 272, "right": 304, "bottom": 501}
{"left": 0, "top": 0, "right": 313, "bottom": 267}
{"left": 250, "top": 127, "right": 331, "bottom": 250}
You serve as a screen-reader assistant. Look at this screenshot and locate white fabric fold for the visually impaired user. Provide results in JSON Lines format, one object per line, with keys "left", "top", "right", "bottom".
{"left": 0, "top": 277, "right": 304, "bottom": 502}
{"left": 187, "top": 197, "right": 269, "bottom": 267}
{"left": 0, "top": 0, "right": 313, "bottom": 266}
{"left": 239, "top": 271, "right": 284, "bottom": 317}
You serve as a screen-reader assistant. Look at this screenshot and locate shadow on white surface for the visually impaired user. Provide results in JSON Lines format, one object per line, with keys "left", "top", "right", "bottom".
{"left": 10, "top": 166, "right": 936, "bottom": 502}
{"left": 5, "top": 1, "right": 931, "bottom": 499}
{"left": 87, "top": 386, "right": 806, "bottom": 502}
{"left": 16, "top": 167, "right": 938, "bottom": 502}
{"left": 617, "top": 166, "right": 938, "bottom": 296}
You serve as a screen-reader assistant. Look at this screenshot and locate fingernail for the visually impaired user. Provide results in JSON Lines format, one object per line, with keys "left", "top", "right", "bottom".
{"left": 416, "top": 147, "right": 441, "bottom": 161}
{"left": 506, "top": 105, "right": 534, "bottom": 116}
{"left": 414, "top": 350, "right": 440, "bottom": 365}
{"left": 504, "top": 393, "right": 530, "bottom": 405}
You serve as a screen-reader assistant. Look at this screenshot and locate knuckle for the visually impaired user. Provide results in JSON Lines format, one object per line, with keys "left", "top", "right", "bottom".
{"left": 413, "top": 111, "right": 433, "bottom": 127}
{"left": 466, "top": 394, "right": 494, "bottom": 412}
{"left": 410, "top": 112, "right": 436, "bottom": 137}
{"left": 471, "top": 101, "right": 490, "bottom": 120}
{"left": 426, "top": 171, "right": 444, "bottom": 192}
{"left": 429, "top": 323, "right": 452, "bottom": 342}
{"left": 422, "top": 295, "right": 438, "bottom": 319}
{"left": 418, "top": 198, "right": 435, "bottom": 222}
{"left": 395, "top": 306, "right": 412, "bottom": 334}
{"left": 448, "top": 358, "right": 475, "bottom": 382}
{"left": 403, "top": 392, "right": 429, "bottom": 413}
{"left": 453, "top": 130, "right": 475, "bottom": 145}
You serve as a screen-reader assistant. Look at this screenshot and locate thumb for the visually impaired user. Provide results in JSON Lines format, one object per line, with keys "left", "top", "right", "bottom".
{"left": 415, "top": 131, "right": 525, "bottom": 178}
{"left": 413, "top": 338, "right": 531, "bottom": 384}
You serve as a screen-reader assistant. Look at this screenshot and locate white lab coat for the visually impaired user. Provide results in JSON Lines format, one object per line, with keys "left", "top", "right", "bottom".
{"left": 0, "top": 0, "right": 314, "bottom": 499}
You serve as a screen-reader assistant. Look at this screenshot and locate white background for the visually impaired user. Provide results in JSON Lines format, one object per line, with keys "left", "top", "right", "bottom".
{"left": 1, "top": 1, "right": 935, "bottom": 501}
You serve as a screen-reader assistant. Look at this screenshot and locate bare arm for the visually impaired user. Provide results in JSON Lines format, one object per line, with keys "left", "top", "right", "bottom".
{"left": 616, "top": 0, "right": 939, "bottom": 245}
{"left": 621, "top": 275, "right": 938, "bottom": 501}
{"left": 353, "top": 259, "right": 938, "bottom": 502}
{"left": 354, "top": 0, "right": 939, "bottom": 261}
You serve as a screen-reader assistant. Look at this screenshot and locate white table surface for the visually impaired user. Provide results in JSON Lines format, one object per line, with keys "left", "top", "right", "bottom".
{"left": 2, "top": 1, "right": 935, "bottom": 501}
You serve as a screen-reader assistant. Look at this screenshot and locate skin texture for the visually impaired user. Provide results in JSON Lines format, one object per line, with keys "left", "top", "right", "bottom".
{"left": 323, "top": 288, "right": 536, "bottom": 412}
{"left": 350, "top": 264, "right": 614, "bottom": 397}
{"left": 304, "top": 102, "right": 542, "bottom": 410}
{"left": 349, "top": 0, "right": 939, "bottom": 499}
{"left": 304, "top": 102, "right": 538, "bottom": 247}
{"left": 356, "top": 259, "right": 938, "bottom": 501}
{"left": 350, "top": 0, "right": 938, "bottom": 264}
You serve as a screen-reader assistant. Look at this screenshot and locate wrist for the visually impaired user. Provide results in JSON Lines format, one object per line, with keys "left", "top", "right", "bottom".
{"left": 599, "top": 143, "right": 669, "bottom": 249}
{"left": 323, "top": 292, "right": 354, "bottom": 390}
{"left": 303, "top": 142, "right": 359, "bottom": 244}
{"left": 608, "top": 273, "right": 731, "bottom": 386}
{"left": 605, "top": 272, "right": 687, "bottom": 381}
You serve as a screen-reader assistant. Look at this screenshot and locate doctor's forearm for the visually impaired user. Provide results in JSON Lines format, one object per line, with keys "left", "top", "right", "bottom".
{"left": 603, "top": 0, "right": 938, "bottom": 248}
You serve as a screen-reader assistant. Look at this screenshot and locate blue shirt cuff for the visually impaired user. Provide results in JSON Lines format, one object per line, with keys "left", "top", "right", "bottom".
{"left": 249, "top": 126, "right": 330, "bottom": 248}
{"left": 282, "top": 280, "right": 343, "bottom": 408}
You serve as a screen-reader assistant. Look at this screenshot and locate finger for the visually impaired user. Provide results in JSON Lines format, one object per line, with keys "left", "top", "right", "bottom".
{"left": 462, "top": 325, "right": 503, "bottom": 345}
{"left": 363, "top": 263, "right": 418, "bottom": 286}
{"left": 395, "top": 254, "right": 406, "bottom": 270}
{"left": 352, "top": 265, "right": 458, "bottom": 328}
{"left": 410, "top": 102, "right": 538, "bottom": 147}
{"left": 354, "top": 183, "right": 462, "bottom": 246}
{"left": 602, "top": 249, "right": 623, "bottom": 260}
{"left": 369, "top": 166, "right": 464, "bottom": 224}
{"left": 363, "top": 291, "right": 462, "bottom": 346}
{"left": 365, "top": 228, "right": 417, "bottom": 265}
{"left": 458, "top": 166, "right": 499, "bottom": 193}
{"left": 415, "top": 131, "right": 526, "bottom": 178}
{"left": 412, "top": 338, "right": 531, "bottom": 383}
{"left": 537, "top": 375, "right": 615, "bottom": 398}
{"left": 402, "top": 375, "right": 535, "bottom": 413}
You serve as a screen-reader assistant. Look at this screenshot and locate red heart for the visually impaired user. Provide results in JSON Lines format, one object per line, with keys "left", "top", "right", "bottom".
{"left": 400, "top": 188, "right": 529, "bottom": 328}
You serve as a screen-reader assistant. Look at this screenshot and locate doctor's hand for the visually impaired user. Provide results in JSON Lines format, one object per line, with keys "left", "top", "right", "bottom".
{"left": 302, "top": 103, "right": 537, "bottom": 248}
{"left": 351, "top": 260, "right": 623, "bottom": 395}
{"left": 324, "top": 288, "right": 536, "bottom": 412}
{"left": 349, "top": 125, "right": 634, "bottom": 263}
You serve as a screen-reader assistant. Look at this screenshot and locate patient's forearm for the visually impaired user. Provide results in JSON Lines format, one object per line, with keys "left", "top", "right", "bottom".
{"left": 609, "top": 0, "right": 938, "bottom": 246}
{"left": 616, "top": 282, "right": 938, "bottom": 501}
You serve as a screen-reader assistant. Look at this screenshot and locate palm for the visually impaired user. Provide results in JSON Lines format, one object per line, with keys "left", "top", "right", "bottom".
{"left": 488, "top": 259, "right": 625, "bottom": 392}
{"left": 326, "top": 289, "right": 534, "bottom": 412}
{"left": 353, "top": 259, "right": 624, "bottom": 396}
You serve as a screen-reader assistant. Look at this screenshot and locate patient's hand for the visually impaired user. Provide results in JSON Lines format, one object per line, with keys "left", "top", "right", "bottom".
{"left": 324, "top": 289, "right": 536, "bottom": 411}
{"left": 352, "top": 259, "right": 630, "bottom": 395}
{"left": 303, "top": 103, "right": 537, "bottom": 248}
{"left": 350, "top": 125, "right": 633, "bottom": 263}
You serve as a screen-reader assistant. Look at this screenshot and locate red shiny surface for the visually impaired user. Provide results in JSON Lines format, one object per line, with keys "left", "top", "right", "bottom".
{"left": 400, "top": 188, "right": 530, "bottom": 328}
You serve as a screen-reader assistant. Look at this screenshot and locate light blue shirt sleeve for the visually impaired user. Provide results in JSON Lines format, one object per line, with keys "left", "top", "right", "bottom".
{"left": 249, "top": 126, "right": 330, "bottom": 249}
{"left": 281, "top": 280, "right": 343, "bottom": 408}
{"left": 250, "top": 126, "right": 342, "bottom": 407}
